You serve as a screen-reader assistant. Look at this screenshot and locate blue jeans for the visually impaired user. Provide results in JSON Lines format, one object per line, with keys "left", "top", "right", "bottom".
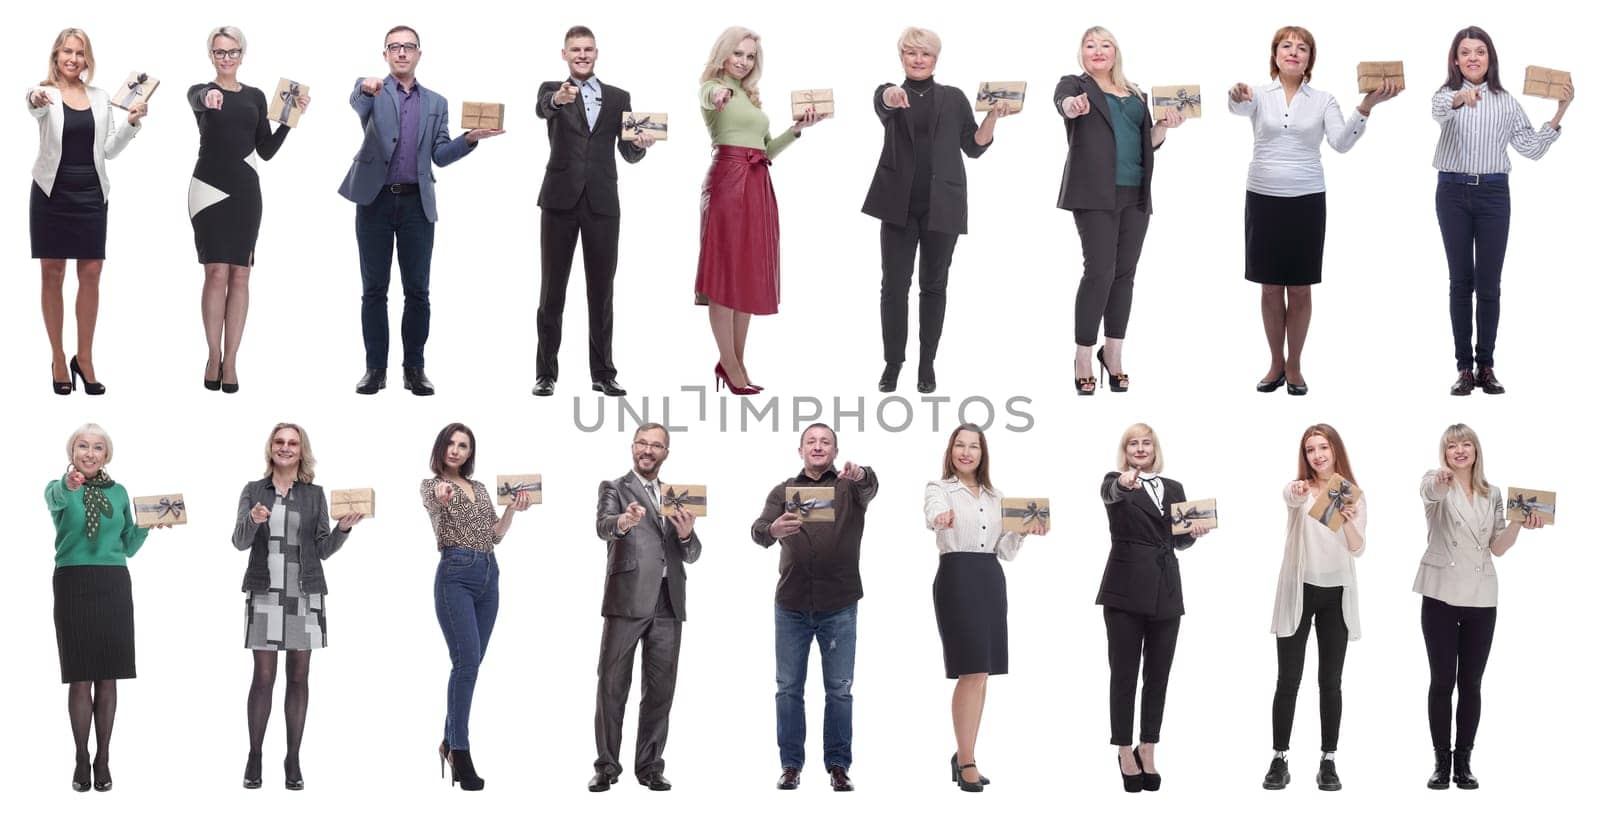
{"left": 357, "top": 190, "right": 435, "bottom": 368}
{"left": 1436, "top": 179, "right": 1511, "bottom": 371}
{"left": 774, "top": 603, "right": 857, "bottom": 770}
{"left": 434, "top": 547, "right": 498, "bottom": 750}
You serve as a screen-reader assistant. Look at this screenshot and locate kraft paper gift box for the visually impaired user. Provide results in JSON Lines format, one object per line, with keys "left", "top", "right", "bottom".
{"left": 1356, "top": 61, "right": 1405, "bottom": 93}
{"left": 1505, "top": 487, "right": 1557, "bottom": 525}
{"left": 1150, "top": 85, "right": 1203, "bottom": 119}
{"left": 460, "top": 101, "right": 505, "bottom": 130}
{"left": 783, "top": 486, "right": 836, "bottom": 523}
{"left": 133, "top": 494, "right": 186, "bottom": 528}
{"left": 1524, "top": 66, "right": 1573, "bottom": 100}
{"left": 112, "top": 72, "right": 159, "bottom": 111}
{"left": 330, "top": 488, "right": 375, "bottom": 519}
{"left": 1169, "top": 498, "right": 1218, "bottom": 535}
{"left": 1000, "top": 497, "right": 1050, "bottom": 533}
{"left": 1308, "top": 475, "right": 1362, "bottom": 532}
{"left": 495, "top": 474, "right": 544, "bottom": 506}
{"left": 267, "top": 78, "right": 310, "bottom": 127}
{"left": 658, "top": 484, "right": 707, "bottom": 518}
{"left": 975, "top": 81, "right": 1026, "bottom": 113}
{"left": 790, "top": 89, "right": 835, "bottom": 119}
{"left": 621, "top": 111, "right": 668, "bottom": 141}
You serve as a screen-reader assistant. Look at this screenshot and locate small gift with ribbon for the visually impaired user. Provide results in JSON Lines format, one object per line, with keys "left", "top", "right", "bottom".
{"left": 975, "top": 81, "right": 1026, "bottom": 113}
{"left": 1151, "top": 85, "right": 1202, "bottom": 119}
{"left": 495, "top": 474, "right": 544, "bottom": 506}
{"left": 1505, "top": 487, "right": 1557, "bottom": 525}
{"left": 133, "top": 493, "right": 186, "bottom": 528}
{"left": 112, "top": 72, "right": 159, "bottom": 111}
{"left": 657, "top": 484, "right": 707, "bottom": 518}
{"left": 461, "top": 101, "right": 505, "bottom": 130}
{"left": 1309, "top": 475, "right": 1362, "bottom": 532}
{"left": 1000, "top": 497, "right": 1050, "bottom": 534}
{"left": 330, "top": 488, "right": 375, "bottom": 519}
{"left": 621, "top": 111, "right": 668, "bottom": 141}
{"left": 790, "top": 89, "right": 834, "bottom": 120}
{"left": 1356, "top": 61, "right": 1406, "bottom": 93}
{"left": 1524, "top": 66, "right": 1573, "bottom": 101}
{"left": 268, "top": 78, "right": 309, "bottom": 127}
{"left": 784, "top": 486, "right": 836, "bottom": 523}
{"left": 1169, "top": 498, "right": 1218, "bottom": 535}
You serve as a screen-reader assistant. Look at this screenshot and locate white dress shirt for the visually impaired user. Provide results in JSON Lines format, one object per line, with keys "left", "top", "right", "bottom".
{"left": 575, "top": 76, "right": 602, "bottom": 131}
{"left": 923, "top": 478, "right": 1025, "bottom": 561}
{"left": 1229, "top": 81, "right": 1368, "bottom": 197}
{"left": 1430, "top": 82, "right": 1560, "bottom": 175}
{"left": 1138, "top": 472, "right": 1164, "bottom": 510}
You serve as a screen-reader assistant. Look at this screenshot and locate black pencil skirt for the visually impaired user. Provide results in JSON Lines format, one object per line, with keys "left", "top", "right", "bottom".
{"left": 1244, "top": 190, "right": 1326, "bottom": 286}
{"left": 933, "top": 551, "right": 1008, "bottom": 678}
{"left": 53, "top": 565, "right": 136, "bottom": 683}
{"left": 30, "top": 166, "right": 108, "bottom": 260}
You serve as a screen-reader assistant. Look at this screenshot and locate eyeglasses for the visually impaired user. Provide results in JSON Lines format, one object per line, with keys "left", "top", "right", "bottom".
{"left": 632, "top": 440, "right": 668, "bottom": 453}
{"left": 385, "top": 42, "right": 420, "bottom": 54}
{"left": 210, "top": 48, "right": 243, "bottom": 60}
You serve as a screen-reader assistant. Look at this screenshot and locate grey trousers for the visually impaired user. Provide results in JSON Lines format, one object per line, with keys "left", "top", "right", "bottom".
{"left": 593, "top": 581, "right": 682, "bottom": 778}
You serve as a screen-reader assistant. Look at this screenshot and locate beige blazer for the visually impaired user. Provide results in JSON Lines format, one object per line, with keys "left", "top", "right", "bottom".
{"left": 27, "top": 85, "right": 140, "bottom": 198}
{"left": 1413, "top": 471, "right": 1504, "bottom": 608}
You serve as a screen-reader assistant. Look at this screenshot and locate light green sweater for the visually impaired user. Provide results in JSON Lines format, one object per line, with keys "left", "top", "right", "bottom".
{"left": 700, "top": 77, "right": 798, "bottom": 160}
{"left": 45, "top": 478, "right": 149, "bottom": 568}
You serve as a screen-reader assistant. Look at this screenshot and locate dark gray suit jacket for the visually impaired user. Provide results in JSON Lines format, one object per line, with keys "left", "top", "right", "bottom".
{"left": 595, "top": 472, "right": 703, "bottom": 620}
{"left": 231, "top": 478, "right": 348, "bottom": 594}
{"left": 1054, "top": 73, "right": 1158, "bottom": 214}
{"left": 861, "top": 81, "right": 989, "bottom": 235}
{"left": 534, "top": 79, "right": 645, "bottom": 217}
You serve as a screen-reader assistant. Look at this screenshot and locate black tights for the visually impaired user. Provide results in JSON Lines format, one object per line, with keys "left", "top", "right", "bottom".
{"left": 67, "top": 680, "right": 117, "bottom": 779}
{"left": 1421, "top": 596, "right": 1496, "bottom": 751}
{"left": 246, "top": 650, "right": 311, "bottom": 778}
{"left": 1272, "top": 584, "right": 1348, "bottom": 752}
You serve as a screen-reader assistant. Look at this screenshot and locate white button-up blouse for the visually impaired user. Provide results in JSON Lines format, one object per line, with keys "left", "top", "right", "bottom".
{"left": 924, "top": 477, "right": 1025, "bottom": 561}
{"left": 1229, "top": 81, "right": 1368, "bottom": 197}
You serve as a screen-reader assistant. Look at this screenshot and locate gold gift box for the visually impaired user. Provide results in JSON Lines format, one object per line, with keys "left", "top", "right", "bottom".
{"left": 1308, "top": 475, "right": 1362, "bottom": 532}
{"left": 112, "top": 72, "right": 159, "bottom": 111}
{"left": 1150, "top": 85, "right": 1202, "bottom": 119}
{"left": 1505, "top": 487, "right": 1557, "bottom": 525}
{"left": 975, "top": 81, "right": 1026, "bottom": 113}
{"left": 132, "top": 493, "right": 186, "bottom": 528}
{"left": 790, "top": 89, "right": 835, "bottom": 120}
{"left": 460, "top": 101, "right": 505, "bottom": 130}
{"left": 1169, "top": 498, "right": 1218, "bottom": 535}
{"left": 784, "top": 486, "right": 836, "bottom": 523}
{"left": 1524, "top": 66, "right": 1573, "bottom": 100}
{"left": 1000, "top": 497, "right": 1050, "bottom": 533}
{"left": 1356, "top": 61, "right": 1405, "bottom": 93}
{"left": 267, "top": 78, "right": 310, "bottom": 127}
{"left": 621, "top": 111, "right": 668, "bottom": 141}
{"left": 658, "top": 484, "right": 707, "bottom": 518}
{"left": 495, "top": 474, "right": 544, "bottom": 506}
{"left": 330, "top": 488, "right": 375, "bottom": 519}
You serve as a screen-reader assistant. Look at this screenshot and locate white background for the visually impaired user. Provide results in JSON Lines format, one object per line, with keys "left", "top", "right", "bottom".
{"left": 5, "top": 0, "right": 1592, "bottom": 815}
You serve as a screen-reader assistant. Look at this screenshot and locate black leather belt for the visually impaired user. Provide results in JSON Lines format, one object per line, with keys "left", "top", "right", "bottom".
{"left": 385, "top": 183, "right": 420, "bottom": 194}
{"left": 1438, "top": 171, "right": 1507, "bottom": 186}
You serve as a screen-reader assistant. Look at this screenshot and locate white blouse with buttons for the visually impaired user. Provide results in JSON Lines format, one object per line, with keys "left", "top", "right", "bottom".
{"left": 1229, "top": 81, "right": 1368, "bottom": 197}
{"left": 924, "top": 477, "right": 1025, "bottom": 561}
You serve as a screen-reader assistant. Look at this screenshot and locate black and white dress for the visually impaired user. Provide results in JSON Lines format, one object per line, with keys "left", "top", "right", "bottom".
{"left": 187, "top": 83, "right": 289, "bottom": 266}
{"left": 243, "top": 488, "right": 326, "bottom": 651}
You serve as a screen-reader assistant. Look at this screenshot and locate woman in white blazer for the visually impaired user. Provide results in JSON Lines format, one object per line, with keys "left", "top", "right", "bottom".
{"left": 1264, "top": 423, "right": 1365, "bottom": 792}
{"left": 27, "top": 28, "right": 145, "bottom": 396}
{"left": 1416, "top": 423, "right": 1542, "bottom": 790}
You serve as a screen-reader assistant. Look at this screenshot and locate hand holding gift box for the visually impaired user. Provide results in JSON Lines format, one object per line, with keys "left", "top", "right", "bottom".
{"left": 495, "top": 474, "right": 543, "bottom": 506}
{"left": 1169, "top": 498, "right": 1217, "bottom": 536}
{"left": 657, "top": 484, "right": 707, "bottom": 518}
{"left": 330, "top": 488, "right": 375, "bottom": 519}
{"left": 975, "top": 81, "right": 1026, "bottom": 113}
{"left": 1357, "top": 61, "right": 1405, "bottom": 93}
{"left": 1523, "top": 66, "right": 1574, "bottom": 101}
{"left": 133, "top": 494, "right": 186, "bottom": 528}
{"left": 1001, "top": 497, "right": 1050, "bottom": 534}
{"left": 1505, "top": 487, "right": 1556, "bottom": 525}
{"left": 113, "top": 71, "right": 159, "bottom": 111}
{"left": 621, "top": 112, "right": 668, "bottom": 142}
{"left": 1151, "top": 85, "right": 1202, "bottom": 119}
{"left": 1308, "top": 475, "right": 1362, "bottom": 532}
{"left": 790, "top": 89, "right": 834, "bottom": 120}
{"left": 783, "top": 487, "right": 836, "bottom": 523}
{"left": 460, "top": 101, "right": 505, "bottom": 130}
{"left": 268, "top": 78, "right": 311, "bottom": 127}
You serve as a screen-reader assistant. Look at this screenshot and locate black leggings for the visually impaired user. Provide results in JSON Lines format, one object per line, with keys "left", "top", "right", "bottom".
{"left": 1421, "top": 596, "right": 1497, "bottom": 751}
{"left": 1272, "top": 584, "right": 1348, "bottom": 752}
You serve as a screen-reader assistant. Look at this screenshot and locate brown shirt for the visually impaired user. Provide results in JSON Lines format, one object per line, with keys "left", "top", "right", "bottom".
{"left": 420, "top": 477, "right": 502, "bottom": 553}
{"left": 750, "top": 467, "right": 879, "bottom": 613}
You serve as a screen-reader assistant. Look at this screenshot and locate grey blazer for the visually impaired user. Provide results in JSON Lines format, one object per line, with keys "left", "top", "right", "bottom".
{"left": 1414, "top": 471, "right": 1504, "bottom": 607}
{"left": 336, "top": 76, "right": 475, "bottom": 223}
{"left": 594, "top": 472, "right": 703, "bottom": 620}
{"left": 232, "top": 478, "right": 349, "bottom": 594}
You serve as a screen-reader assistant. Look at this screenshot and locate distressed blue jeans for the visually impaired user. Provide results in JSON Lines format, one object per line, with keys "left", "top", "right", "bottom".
{"left": 774, "top": 603, "right": 857, "bottom": 770}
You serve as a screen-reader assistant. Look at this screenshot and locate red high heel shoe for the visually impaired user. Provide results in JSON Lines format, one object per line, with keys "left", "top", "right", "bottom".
{"left": 714, "top": 363, "right": 761, "bottom": 395}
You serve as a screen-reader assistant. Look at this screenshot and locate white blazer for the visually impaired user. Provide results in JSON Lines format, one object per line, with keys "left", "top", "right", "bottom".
{"left": 1413, "top": 471, "right": 1504, "bottom": 608}
{"left": 27, "top": 85, "right": 140, "bottom": 198}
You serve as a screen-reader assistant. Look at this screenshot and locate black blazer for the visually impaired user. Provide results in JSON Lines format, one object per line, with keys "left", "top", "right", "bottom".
{"left": 594, "top": 472, "right": 704, "bottom": 620}
{"left": 534, "top": 79, "right": 646, "bottom": 217}
{"left": 861, "top": 81, "right": 989, "bottom": 235}
{"left": 231, "top": 478, "right": 348, "bottom": 594}
{"left": 1054, "top": 74, "right": 1158, "bottom": 214}
{"left": 1095, "top": 472, "right": 1195, "bottom": 619}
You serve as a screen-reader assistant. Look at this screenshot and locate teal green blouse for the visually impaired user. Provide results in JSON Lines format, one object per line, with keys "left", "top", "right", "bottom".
{"left": 45, "top": 478, "right": 149, "bottom": 568}
{"left": 700, "top": 77, "right": 798, "bottom": 160}
{"left": 1104, "top": 91, "right": 1145, "bottom": 187}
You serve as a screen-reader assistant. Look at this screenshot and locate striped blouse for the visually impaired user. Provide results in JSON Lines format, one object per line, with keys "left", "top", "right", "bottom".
{"left": 1431, "top": 82, "right": 1560, "bottom": 174}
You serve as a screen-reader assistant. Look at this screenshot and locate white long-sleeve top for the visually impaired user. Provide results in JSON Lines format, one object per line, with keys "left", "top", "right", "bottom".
{"left": 923, "top": 478, "right": 1024, "bottom": 561}
{"left": 1430, "top": 82, "right": 1560, "bottom": 175}
{"left": 1271, "top": 480, "right": 1367, "bottom": 639}
{"left": 1229, "top": 81, "right": 1367, "bottom": 197}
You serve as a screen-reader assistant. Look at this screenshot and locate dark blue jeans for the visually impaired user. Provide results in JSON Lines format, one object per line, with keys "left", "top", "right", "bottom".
{"left": 357, "top": 190, "right": 435, "bottom": 368}
{"left": 774, "top": 603, "right": 857, "bottom": 770}
{"left": 434, "top": 547, "right": 498, "bottom": 750}
{"left": 1436, "top": 179, "right": 1511, "bottom": 371}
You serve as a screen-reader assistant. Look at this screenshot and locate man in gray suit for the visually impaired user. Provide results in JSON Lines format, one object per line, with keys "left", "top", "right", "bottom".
{"left": 338, "top": 25, "right": 503, "bottom": 396}
{"left": 590, "top": 422, "right": 701, "bottom": 792}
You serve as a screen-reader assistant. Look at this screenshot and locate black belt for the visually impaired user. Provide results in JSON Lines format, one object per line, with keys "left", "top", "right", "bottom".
{"left": 384, "top": 183, "right": 421, "bottom": 195}
{"left": 1438, "top": 171, "right": 1508, "bottom": 186}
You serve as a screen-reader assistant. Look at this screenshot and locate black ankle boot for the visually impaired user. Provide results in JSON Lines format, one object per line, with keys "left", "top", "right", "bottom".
{"left": 450, "top": 749, "right": 485, "bottom": 791}
{"left": 1452, "top": 748, "right": 1478, "bottom": 789}
{"left": 1427, "top": 749, "right": 1450, "bottom": 789}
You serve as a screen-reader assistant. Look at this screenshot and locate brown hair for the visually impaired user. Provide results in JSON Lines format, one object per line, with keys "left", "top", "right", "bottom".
{"left": 1297, "top": 423, "right": 1356, "bottom": 486}
{"left": 1441, "top": 26, "right": 1504, "bottom": 94}
{"left": 44, "top": 28, "right": 95, "bottom": 87}
{"left": 262, "top": 422, "right": 316, "bottom": 483}
{"left": 565, "top": 25, "right": 596, "bottom": 43}
{"left": 430, "top": 422, "right": 476, "bottom": 478}
{"left": 635, "top": 422, "right": 671, "bottom": 448}
{"left": 385, "top": 25, "right": 420, "bottom": 48}
{"left": 941, "top": 423, "right": 993, "bottom": 492}
{"left": 1269, "top": 26, "right": 1317, "bottom": 82}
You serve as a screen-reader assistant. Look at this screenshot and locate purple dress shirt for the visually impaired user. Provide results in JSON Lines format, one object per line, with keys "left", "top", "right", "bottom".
{"left": 384, "top": 79, "right": 423, "bottom": 186}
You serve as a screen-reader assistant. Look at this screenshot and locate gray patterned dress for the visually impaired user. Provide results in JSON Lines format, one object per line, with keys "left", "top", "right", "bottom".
{"left": 243, "top": 487, "right": 326, "bottom": 650}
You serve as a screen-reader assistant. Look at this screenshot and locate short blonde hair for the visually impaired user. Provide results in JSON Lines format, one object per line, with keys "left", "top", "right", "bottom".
{"left": 67, "top": 423, "right": 113, "bottom": 465}
{"left": 1117, "top": 423, "right": 1164, "bottom": 473}
{"left": 700, "top": 26, "right": 763, "bottom": 106}
{"left": 1438, "top": 423, "right": 1490, "bottom": 496}
{"left": 898, "top": 27, "right": 941, "bottom": 57}
{"left": 208, "top": 26, "right": 247, "bottom": 55}
{"left": 262, "top": 422, "right": 317, "bottom": 483}
{"left": 44, "top": 28, "right": 95, "bottom": 87}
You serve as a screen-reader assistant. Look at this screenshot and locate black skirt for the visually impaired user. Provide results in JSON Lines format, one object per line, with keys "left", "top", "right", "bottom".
{"left": 1244, "top": 190, "right": 1326, "bottom": 286}
{"left": 933, "top": 551, "right": 1008, "bottom": 679}
{"left": 30, "top": 166, "right": 108, "bottom": 260}
{"left": 53, "top": 565, "right": 136, "bottom": 683}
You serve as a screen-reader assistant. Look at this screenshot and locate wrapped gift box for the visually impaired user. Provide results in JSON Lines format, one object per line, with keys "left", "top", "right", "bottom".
{"left": 658, "top": 484, "right": 707, "bottom": 518}
{"left": 1524, "top": 66, "right": 1573, "bottom": 100}
{"left": 460, "top": 101, "right": 505, "bottom": 130}
{"left": 1169, "top": 498, "right": 1218, "bottom": 535}
{"left": 1309, "top": 475, "right": 1362, "bottom": 532}
{"left": 495, "top": 474, "right": 544, "bottom": 506}
{"left": 975, "top": 81, "right": 1026, "bottom": 113}
{"left": 783, "top": 486, "right": 836, "bottom": 523}
{"left": 112, "top": 72, "right": 159, "bottom": 111}
{"left": 621, "top": 111, "right": 668, "bottom": 141}
{"left": 1151, "top": 85, "right": 1203, "bottom": 119}
{"left": 330, "top": 488, "right": 375, "bottom": 519}
{"left": 1001, "top": 497, "right": 1050, "bottom": 533}
{"left": 132, "top": 493, "right": 186, "bottom": 528}
{"left": 1505, "top": 487, "right": 1556, "bottom": 525}
{"left": 1356, "top": 61, "right": 1405, "bottom": 93}
{"left": 790, "top": 89, "right": 835, "bottom": 120}
{"left": 268, "top": 78, "right": 310, "bottom": 127}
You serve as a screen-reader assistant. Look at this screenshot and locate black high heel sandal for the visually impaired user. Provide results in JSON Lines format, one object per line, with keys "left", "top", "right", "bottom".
{"left": 949, "top": 752, "right": 990, "bottom": 787}
{"left": 450, "top": 748, "right": 485, "bottom": 791}
{"left": 204, "top": 358, "right": 223, "bottom": 392}
{"left": 53, "top": 360, "right": 74, "bottom": 396}
{"left": 1118, "top": 751, "right": 1142, "bottom": 793}
{"left": 1134, "top": 745, "right": 1161, "bottom": 791}
{"left": 1097, "top": 347, "right": 1128, "bottom": 393}
{"left": 284, "top": 757, "right": 304, "bottom": 791}
{"left": 243, "top": 752, "right": 263, "bottom": 789}
{"left": 72, "top": 756, "right": 91, "bottom": 792}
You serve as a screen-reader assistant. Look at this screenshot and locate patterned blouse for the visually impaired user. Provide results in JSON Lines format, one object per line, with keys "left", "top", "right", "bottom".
{"left": 419, "top": 477, "right": 502, "bottom": 553}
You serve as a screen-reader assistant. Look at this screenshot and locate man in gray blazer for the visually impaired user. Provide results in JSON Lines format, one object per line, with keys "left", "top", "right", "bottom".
{"left": 338, "top": 25, "right": 503, "bottom": 396}
{"left": 590, "top": 423, "right": 701, "bottom": 792}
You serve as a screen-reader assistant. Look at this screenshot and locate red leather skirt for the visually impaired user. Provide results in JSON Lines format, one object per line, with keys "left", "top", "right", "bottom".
{"left": 695, "top": 145, "right": 779, "bottom": 315}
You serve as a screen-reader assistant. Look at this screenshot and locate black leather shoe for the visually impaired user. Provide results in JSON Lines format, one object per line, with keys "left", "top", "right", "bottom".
{"left": 1428, "top": 749, "right": 1450, "bottom": 789}
{"left": 638, "top": 772, "right": 672, "bottom": 791}
{"left": 403, "top": 367, "right": 435, "bottom": 396}
{"left": 204, "top": 358, "right": 223, "bottom": 391}
{"left": 591, "top": 378, "right": 627, "bottom": 397}
{"left": 950, "top": 752, "right": 990, "bottom": 786}
{"left": 355, "top": 368, "right": 387, "bottom": 394}
{"left": 1257, "top": 372, "right": 1287, "bottom": 392}
{"left": 1475, "top": 367, "right": 1504, "bottom": 395}
{"left": 777, "top": 767, "right": 800, "bottom": 790}
{"left": 1118, "top": 752, "right": 1142, "bottom": 793}
{"left": 587, "top": 772, "right": 618, "bottom": 792}
{"left": 828, "top": 765, "right": 853, "bottom": 792}
{"left": 878, "top": 363, "right": 901, "bottom": 393}
{"left": 1316, "top": 758, "right": 1342, "bottom": 791}
{"left": 1452, "top": 748, "right": 1478, "bottom": 789}
{"left": 284, "top": 757, "right": 304, "bottom": 790}
{"left": 532, "top": 376, "right": 556, "bottom": 397}
{"left": 1286, "top": 381, "right": 1309, "bottom": 396}
{"left": 1262, "top": 756, "right": 1289, "bottom": 790}
{"left": 1450, "top": 370, "right": 1475, "bottom": 396}
{"left": 72, "top": 756, "right": 91, "bottom": 792}
{"left": 92, "top": 759, "right": 112, "bottom": 792}
{"left": 917, "top": 379, "right": 936, "bottom": 394}
{"left": 243, "top": 752, "right": 262, "bottom": 789}
{"left": 1134, "top": 746, "right": 1161, "bottom": 791}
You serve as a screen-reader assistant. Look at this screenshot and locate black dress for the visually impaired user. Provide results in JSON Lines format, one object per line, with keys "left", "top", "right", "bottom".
{"left": 30, "top": 104, "right": 107, "bottom": 260}
{"left": 186, "top": 83, "right": 289, "bottom": 265}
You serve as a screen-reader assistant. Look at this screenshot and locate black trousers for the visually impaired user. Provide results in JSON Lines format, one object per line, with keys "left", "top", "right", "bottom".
{"left": 594, "top": 579, "right": 681, "bottom": 778}
{"left": 537, "top": 191, "right": 620, "bottom": 381}
{"left": 1104, "top": 606, "right": 1180, "bottom": 746}
{"left": 879, "top": 210, "right": 959, "bottom": 376}
{"left": 1272, "top": 584, "right": 1348, "bottom": 752}
{"left": 1071, "top": 186, "right": 1151, "bottom": 347}
{"left": 1421, "top": 595, "right": 1497, "bottom": 751}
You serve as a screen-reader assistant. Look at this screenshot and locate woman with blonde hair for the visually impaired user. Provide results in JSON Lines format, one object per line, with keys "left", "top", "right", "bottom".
{"left": 695, "top": 26, "right": 826, "bottom": 394}
{"left": 27, "top": 29, "right": 146, "bottom": 395}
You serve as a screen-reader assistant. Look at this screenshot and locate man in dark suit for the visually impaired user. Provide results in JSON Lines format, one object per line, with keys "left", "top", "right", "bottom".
{"left": 338, "top": 25, "right": 504, "bottom": 397}
{"left": 531, "top": 26, "right": 653, "bottom": 398}
{"left": 591, "top": 423, "right": 701, "bottom": 792}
